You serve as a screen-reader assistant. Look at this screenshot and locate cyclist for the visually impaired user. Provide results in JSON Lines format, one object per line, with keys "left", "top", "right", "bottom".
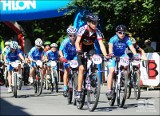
{"left": 44, "top": 41, "right": 51, "bottom": 53}
{"left": 28, "top": 38, "right": 44, "bottom": 84}
{"left": 75, "top": 13, "right": 108, "bottom": 101}
{"left": 44, "top": 43, "right": 59, "bottom": 80}
{"left": 59, "top": 26, "right": 77, "bottom": 97}
{"left": 106, "top": 24, "right": 138, "bottom": 99}
{"left": 4, "top": 41, "right": 25, "bottom": 93}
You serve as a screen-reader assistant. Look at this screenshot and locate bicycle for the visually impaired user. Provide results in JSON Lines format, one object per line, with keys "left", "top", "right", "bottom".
{"left": 44, "top": 60, "right": 59, "bottom": 93}
{"left": 107, "top": 55, "right": 129, "bottom": 107}
{"left": 67, "top": 60, "right": 78, "bottom": 105}
{"left": 76, "top": 52, "right": 101, "bottom": 112}
{"left": 127, "top": 57, "right": 141, "bottom": 100}
{"left": 10, "top": 60, "right": 22, "bottom": 98}
{"left": 32, "top": 60, "right": 44, "bottom": 96}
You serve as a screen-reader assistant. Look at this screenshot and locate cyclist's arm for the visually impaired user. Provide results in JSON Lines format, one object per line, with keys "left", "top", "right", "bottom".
{"left": 18, "top": 53, "right": 25, "bottom": 61}
{"left": 108, "top": 43, "right": 113, "bottom": 54}
{"left": 138, "top": 47, "right": 145, "bottom": 55}
{"left": 75, "top": 36, "right": 82, "bottom": 51}
{"left": 98, "top": 40, "right": 108, "bottom": 56}
{"left": 129, "top": 45, "right": 137, "bottom": 55}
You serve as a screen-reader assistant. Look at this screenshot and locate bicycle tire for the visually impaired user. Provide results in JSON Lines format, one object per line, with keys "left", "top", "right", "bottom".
{"left": 117, "top": 70, "right": 128, "bottom": 107}
{"left": 109, "top": 75, "right": 116, "bottom": 106}
{"left": 86, "top": 73, "right": 100, "bottom": 112}
{"left": 133, "top": 71, "right": 140, "bottom": 100}
{"left": 126, "top": 74, "right": 132, "bottom": 99}
{"left": 77, "top": 89, "right": 85, "bottom": 109}
{"left": 35, "top": 71, "right": 43, "bottom": 96}
{"left": 13, "top": 73, "right": 17, "bottom": 98}
{"left": 72, "top": 73, "right": 78, "bottom": 106}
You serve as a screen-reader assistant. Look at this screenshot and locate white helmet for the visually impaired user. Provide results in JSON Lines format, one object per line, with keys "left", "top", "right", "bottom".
{"left": 10, "top": 41, "right": 18, "bottom": 49}
{"left": 50, "top": 43, "right": 58, "bottom": 48}
{"left": 35, "top": 38, "right": 43, "bottom": 46}
{"left": 5, "top": 41, "right": 10, "bottom": 46}
{"left": 67, "top": 26, "right": 77, "bottom": 34}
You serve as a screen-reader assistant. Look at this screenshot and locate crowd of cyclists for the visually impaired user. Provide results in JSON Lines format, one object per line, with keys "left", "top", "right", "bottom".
{"left": 0, "top": 13, "right": 147, "bottom": 110}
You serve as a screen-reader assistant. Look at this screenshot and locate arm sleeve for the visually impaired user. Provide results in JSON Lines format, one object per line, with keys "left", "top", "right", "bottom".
{"left": 127, "top": 39, "right": 132, "bottom": 46}
{"left": 59, "top": 39, "right": 68, "bottom": 51}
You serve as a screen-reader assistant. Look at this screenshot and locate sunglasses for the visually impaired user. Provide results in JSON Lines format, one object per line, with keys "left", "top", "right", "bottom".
{"left": 118, "top": 31, "right": 125, "bottom": 35}
{"left": 69, "top": 34, "right": 76, "bottom": 37}
{"left": 36, "top": 45, "right": 41, "bottom": 48}
{"left": 91, "top": 21, "right": 98, "bottom": 25}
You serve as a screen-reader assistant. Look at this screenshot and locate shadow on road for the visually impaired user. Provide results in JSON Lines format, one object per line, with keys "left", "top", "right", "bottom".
{"left": 0, "top": 98, "right": 30, "bottom": 115}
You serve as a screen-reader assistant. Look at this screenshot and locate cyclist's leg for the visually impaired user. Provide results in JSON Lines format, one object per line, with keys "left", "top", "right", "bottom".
{"left": 63, "top": 62, "right": 70, "bottom": 97}
{"left": 28, "top": 62, "right": 36, "bottom": 83}
{"left": 17, "top": 64, "right": 22, "bottom": 78}
{"left": 106, "top": 58, "right": 115, "bottom": 99}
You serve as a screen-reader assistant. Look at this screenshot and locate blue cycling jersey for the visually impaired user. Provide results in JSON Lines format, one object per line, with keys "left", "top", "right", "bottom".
{"left": 59, "top": 38, "right": 77, "bottom": 60}
{"left": 6, "top": 49, "right": 20, "bottom": 62}
{"left": 109, "top": 35, "right": 132, "bottom": 56}
{"left": 28, "top": 46, "right": 44, "bottom": 60}
{"left": 46, "top": 50, "right": 59, "bottom": 61}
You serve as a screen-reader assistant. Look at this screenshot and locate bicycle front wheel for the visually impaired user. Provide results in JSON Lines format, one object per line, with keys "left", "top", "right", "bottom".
{"left": 35, "top": 71, "right": 43, "bottom": 96}
{"left": 86, "top": 73, "right": 100, "bottom": 112}
{"left": 117, "top": 70, "right": 128, "bottom": 107}
{"left": 133, "top": 71, "right": 140, "bottom": 100}
{"left": 13, "top": 73, "right": 17, "bottom": 98}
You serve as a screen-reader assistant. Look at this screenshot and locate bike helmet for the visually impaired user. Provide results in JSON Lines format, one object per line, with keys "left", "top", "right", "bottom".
{"left": 115, "top": 24, "right": 127, "bottom": 32}
{"left": 35, "top": 38, "right": 43, "bottom": 46}
{"left": 5, "top": 41, "right": 10, "bottom": 46}
{"left": 44, "top": 41, "right": 51, "bottom": 46}
{"left": 86, "top": 13, "right": 99, "bottom": 22}
{"left": 10, "top": 41, "right": 18, "bottom": 49}
{"left": 50, "top": 43, "right": 58, "bottom": 48}
{"left": 130, "top": 38, "right": 136, "bottom": 44}
{"left": 67, "top": 26, "right": 77, "bottom": 34}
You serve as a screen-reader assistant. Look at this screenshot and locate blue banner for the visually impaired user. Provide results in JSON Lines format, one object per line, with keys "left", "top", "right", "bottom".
{"left": 0, "top": 0, "right": 71, "bottom": 21}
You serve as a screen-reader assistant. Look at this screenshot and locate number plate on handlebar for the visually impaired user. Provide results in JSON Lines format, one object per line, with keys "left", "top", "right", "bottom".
{"left": 50, "top": 61, "right": 57, "bottom": 67}
{"left": 92, "top": 54, "right": 102, "bottom": 64}
{"left": 36, "top": 60, "right": 43, "bottom": 67}
{"left": 69, "top": 60, "right": 78, "bottom": 68}
{"left": 119, "top": 57, "right": 129, "bottom": 66}
{"left": 10, "top": 62, "right": 19, "bottom": 68}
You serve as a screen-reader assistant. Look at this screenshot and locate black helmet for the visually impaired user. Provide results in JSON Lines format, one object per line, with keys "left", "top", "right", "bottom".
{"left": 86, "top": 13, "right": 99, "bottom": 22}
{"left": 115, "top": 25, "right": 127, "bottom": 32}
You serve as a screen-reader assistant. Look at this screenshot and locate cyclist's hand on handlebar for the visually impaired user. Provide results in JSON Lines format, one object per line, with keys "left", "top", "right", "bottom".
{"left": 59, "top": 57, "right": 67, "bottom": 63}
{"left": 77, "top": 50, "right": 83, "bottom": 56}
{"left": 105, "top": 53, "right": 114, "bottom": 59}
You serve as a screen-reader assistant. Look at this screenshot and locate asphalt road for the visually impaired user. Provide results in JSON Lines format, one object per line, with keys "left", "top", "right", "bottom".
{"left": 0, "top": 84, "right": 160, "bottom": 115}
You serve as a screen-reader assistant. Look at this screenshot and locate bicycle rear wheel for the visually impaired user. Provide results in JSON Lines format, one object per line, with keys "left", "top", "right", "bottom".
{"left": 117, "top": 70, "right": 128, "bottom": 107}
{"left": 86, "top": 73, "right": 100, "bottom": 112}
{"left": 133, "top": 71, "right": 140, "bottom": 100}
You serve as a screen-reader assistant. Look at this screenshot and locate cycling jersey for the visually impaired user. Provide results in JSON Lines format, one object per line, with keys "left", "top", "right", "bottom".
{"left": 2, "top": 47, "right": 10, "bottom": 56}
{"left": 59, "top": 37, "right": 77, "bottom": 60}
{"left": 109, "top": 35, "right": 132, "bottom": 56}
{"left": 45, "top": 50, "right": 59, "bottom": 61}
{"left": 77, "top": 25, "right": 103, "bottom": 52}
{"left": 6, "top": 49, "right": 20, "bottom": 62}
{"left": 28, "top": 46, "right": 44, "bottom": 60}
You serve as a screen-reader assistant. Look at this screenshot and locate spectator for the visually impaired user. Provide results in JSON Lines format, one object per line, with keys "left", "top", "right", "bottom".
{"left": 144, "top": 39, "right": 155, "bottom": 53}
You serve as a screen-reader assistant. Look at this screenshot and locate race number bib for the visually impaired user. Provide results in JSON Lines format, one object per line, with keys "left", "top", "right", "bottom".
{"left": 10, "top": 62, "right": 18, "bottom": 68}
{"left": 69, "top": 60, "right": 78, "bottom": 68}
{"left": 92, "top": 54, "right": 102, "bottom": 64}
{"left": 119, "top": 57, "right": 129, "bottom": 66}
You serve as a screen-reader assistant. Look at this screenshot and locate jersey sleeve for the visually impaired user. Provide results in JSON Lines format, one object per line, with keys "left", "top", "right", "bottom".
{"left": 59, "top": 38, "right": 68, "bottom": 51}
{"left": 109, "top": 37, "right": 115, "bottom": 44}
{"left": 77, "top": 25, "right": 86, "bottom": 37}
{"left": 96, "top": 29, "right": 103, "bottom": 41}
{"left": 127, "top": 38, "right": 132, "bottom": 46}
